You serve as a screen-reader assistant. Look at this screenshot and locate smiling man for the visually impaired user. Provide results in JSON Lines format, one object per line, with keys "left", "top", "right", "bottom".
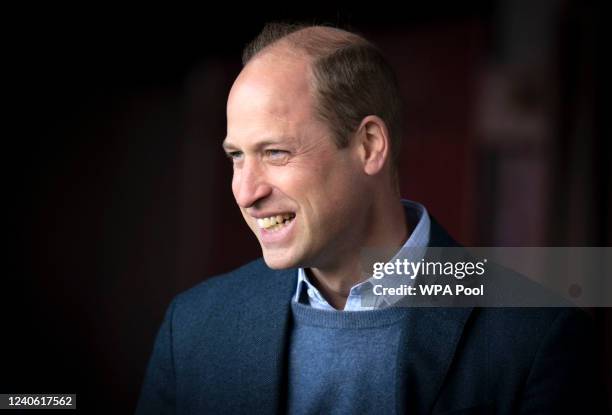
{"left": 136, "top": 23, "right": 604, "bottom": 415}
{"left": 221, "top": 31, "right": 409, "bottom": 309}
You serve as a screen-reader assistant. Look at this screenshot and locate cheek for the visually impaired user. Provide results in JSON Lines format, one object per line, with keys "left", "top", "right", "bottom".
{"left": 311, "top": 163, "right": 363, "bottom": 217}
{"left": 281, "top": 167, "right": 351, "bottom": 215}
{"left": 269, "top": 167, "right": 305, "bottom": 195}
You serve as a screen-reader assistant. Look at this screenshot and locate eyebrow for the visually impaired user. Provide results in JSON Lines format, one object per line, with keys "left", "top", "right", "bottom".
{"left": 222, "top": 137, "right": 296, "bottom": 152}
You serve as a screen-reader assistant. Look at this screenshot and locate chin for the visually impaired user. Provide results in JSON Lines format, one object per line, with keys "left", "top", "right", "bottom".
{"left": 261, "top": 249, "right": 300, "bottom": 270}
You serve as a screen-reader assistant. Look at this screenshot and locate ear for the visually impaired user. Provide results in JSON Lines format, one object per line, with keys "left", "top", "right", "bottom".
{"left": 355, "top": 115, "right": 390, "bottom": 176}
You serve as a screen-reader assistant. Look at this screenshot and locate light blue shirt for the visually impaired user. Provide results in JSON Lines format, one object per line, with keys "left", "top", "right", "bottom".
{"left": 295, "top": 199, "right": 431, "bottom": 311}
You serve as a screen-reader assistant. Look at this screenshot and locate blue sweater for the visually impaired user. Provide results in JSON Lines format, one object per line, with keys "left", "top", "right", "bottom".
{"left": 288, "top": 301, "right": 410, "bottom": 414}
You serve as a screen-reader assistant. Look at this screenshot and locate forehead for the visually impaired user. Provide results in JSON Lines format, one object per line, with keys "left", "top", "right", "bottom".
{"left": 227, "top": 50, "right": 314, "bottom": 126}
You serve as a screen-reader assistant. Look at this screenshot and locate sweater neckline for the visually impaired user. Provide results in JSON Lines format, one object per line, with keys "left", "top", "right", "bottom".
{"left": 290, "top": 300, "right": 410, "bottom": 329}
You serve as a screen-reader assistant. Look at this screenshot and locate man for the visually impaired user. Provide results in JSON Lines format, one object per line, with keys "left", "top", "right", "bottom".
{"left": 136, "top": 24, "right": 604, "bottom": 414}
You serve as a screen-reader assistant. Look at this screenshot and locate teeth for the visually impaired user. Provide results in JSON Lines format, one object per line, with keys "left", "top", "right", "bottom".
{"left": 256, "top": 213, "right": 295, "bottom": 230}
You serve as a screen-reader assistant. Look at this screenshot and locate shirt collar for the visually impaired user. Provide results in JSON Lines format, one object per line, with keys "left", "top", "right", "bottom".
{"left": 294, "top": 199, "right": 431, "bottom": 311}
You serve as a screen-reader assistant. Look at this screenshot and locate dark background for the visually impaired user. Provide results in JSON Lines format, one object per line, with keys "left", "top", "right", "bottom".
{"left": 5, "top": 2, "right": 610, "bottom": 413}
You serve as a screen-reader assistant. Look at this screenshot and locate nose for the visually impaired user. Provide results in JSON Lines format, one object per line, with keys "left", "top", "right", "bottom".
{"left": 232, "top": 158, "right": 273, "bottom": 209}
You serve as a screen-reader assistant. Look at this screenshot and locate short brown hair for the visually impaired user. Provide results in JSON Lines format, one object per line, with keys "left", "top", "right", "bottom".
{"left": 242, "top": 23, "right": 404, "bottom": 169}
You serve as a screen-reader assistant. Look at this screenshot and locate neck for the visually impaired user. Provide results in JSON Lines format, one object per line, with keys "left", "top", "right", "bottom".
{"left": 308, "top": 199, "right": 410, "bottom": 310}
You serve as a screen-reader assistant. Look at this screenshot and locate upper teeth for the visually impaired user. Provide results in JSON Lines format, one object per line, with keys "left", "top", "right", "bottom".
{"left": 257, "top": 214, "right": 293, "bottom": 229}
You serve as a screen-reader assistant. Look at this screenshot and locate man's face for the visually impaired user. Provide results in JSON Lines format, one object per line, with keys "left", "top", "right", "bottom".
{"left": 224, "top": 51, "right": 367, "bottom": 270}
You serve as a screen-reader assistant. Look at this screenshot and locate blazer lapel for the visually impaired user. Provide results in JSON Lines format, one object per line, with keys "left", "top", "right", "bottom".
{"left": 396, "top": 307, "right": 473, "bottom": 414}
{"left": 230, "top": 267, "right": 296, "bottom": 414}
{"left": 395, "top": 216, "right": 474, "bottom": 414}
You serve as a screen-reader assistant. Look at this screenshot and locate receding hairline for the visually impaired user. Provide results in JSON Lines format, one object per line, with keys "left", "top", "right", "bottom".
{"left": 243, "top": 25, "right": 370, "bottom": 65}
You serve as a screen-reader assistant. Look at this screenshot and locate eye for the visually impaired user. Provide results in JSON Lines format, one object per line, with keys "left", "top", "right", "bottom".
{"left": 265, "top": 149, "right": 289, "bottom": 161}
{"left": 226, "top": 151, "right": 244, "bottom": 162}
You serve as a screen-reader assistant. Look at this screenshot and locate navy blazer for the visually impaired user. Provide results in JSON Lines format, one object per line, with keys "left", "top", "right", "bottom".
{"left": 136, "top": 220, "right": 605, "bottom": 414}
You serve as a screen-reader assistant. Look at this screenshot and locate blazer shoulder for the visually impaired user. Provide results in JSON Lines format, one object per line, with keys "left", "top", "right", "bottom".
{"left": 176, "top": 258, "right": 267, "bottom": 301}
{"left": 171, "top": 258, "right": 296, "bottom": 315}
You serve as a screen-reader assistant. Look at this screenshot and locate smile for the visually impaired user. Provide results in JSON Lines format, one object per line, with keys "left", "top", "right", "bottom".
{"left": 256, "top": 213, "right": 296, "bottom": 232}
